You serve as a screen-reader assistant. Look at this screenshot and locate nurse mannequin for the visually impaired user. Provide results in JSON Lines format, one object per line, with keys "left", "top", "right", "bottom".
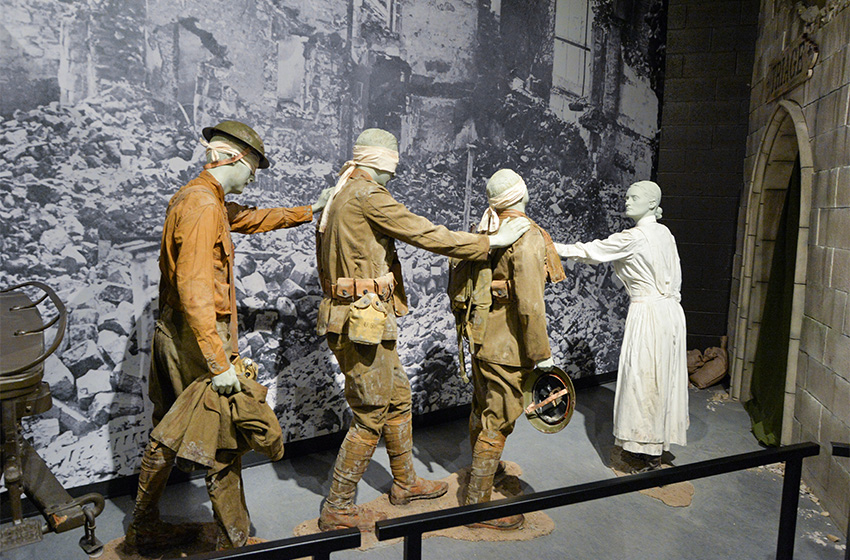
{"left": 555, "top": 181, "right": 689, "bottom": 471}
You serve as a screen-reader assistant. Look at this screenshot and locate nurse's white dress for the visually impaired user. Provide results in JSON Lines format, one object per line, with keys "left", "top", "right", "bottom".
{"left": 559, "top": 215, "right": 689, "bottom": 455}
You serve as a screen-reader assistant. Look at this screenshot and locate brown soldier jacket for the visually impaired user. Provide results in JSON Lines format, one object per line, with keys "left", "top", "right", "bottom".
{"left": 316, "top": 168, "right": 490, "bottom": 339}
{"left": 474, "top": 224, "right": 552, "bottom": 368}
{"left": 158, "top": 170, "right": 312, "bottom": 374}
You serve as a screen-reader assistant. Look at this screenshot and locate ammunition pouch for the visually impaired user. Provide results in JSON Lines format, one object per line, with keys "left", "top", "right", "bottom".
{"left": 323, "top": 272, "right": 395, "bottom": 303}
{"left": 490, "top": 279, "right": 514, "bottom": 302}
{"left": 348, "top": 292, "right": 388, "bottom": 345}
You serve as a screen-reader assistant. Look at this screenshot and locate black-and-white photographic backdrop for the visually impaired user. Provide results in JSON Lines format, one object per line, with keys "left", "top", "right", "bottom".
{"left": 0, "top": 0, "right": 666, "bottom": 487}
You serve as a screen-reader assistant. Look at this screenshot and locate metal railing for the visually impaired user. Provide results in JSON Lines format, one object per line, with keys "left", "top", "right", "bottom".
{"left": 375, "top": 442, "right": 821, "bottom": 560}
{"left": 832, "top": 443, "right": 850, "bottom": 560}
{"left": 189, "top": 527, "right": 360, "bottom": 560}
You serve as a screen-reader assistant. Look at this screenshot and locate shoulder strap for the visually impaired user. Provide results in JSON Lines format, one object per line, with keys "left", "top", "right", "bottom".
{"left": 495, "top": 209, "right": 565, "bottom": 283}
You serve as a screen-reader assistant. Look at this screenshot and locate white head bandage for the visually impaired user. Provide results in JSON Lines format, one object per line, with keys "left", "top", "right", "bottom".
{"left": 477, "top": 169, "right": 528, "bottom": 234}
{"left": 200, "top": 137, "right": 255, "bottom": 171}
{"left": 318, "top": 144, "right": 400, "bottom": 232}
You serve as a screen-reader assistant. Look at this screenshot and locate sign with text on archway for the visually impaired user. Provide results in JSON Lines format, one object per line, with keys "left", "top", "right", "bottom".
{"left": 766, "top": 34, "right": 818, "bottom": 102}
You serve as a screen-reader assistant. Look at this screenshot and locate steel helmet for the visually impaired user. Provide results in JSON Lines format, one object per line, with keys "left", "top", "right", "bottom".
{"left": 522, "top": 365, "right": 576, "bottom": 434}
{"left": 202, "top": 120, "right": 271, "bottom": 169}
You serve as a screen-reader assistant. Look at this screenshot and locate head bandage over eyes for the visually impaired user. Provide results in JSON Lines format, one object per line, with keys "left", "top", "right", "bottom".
{"left": 200, "top": 137, "right": 256, "bottom": 171}
{"left": 318, "top": 144, "right": 400, "bottom": 232}
{"left": 477, "top": 173, "right": 528, "bottom": 234}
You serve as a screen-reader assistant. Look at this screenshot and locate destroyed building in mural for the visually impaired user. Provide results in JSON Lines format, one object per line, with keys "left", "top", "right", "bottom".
{"left": 0, "top": 0, "right": 666, "bottom": 487}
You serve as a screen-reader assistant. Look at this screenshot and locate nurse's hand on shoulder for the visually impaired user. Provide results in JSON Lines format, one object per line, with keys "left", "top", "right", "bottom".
{"left": 211, "top": 364, "right": 242, "bottom": 394}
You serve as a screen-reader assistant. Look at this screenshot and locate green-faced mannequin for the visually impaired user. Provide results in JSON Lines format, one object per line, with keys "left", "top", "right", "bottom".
{"left": 353, "top": 128, "right": 398, "bottom": 186}
{"left": 206, "top": 134, "right": 259, "bottom": 195}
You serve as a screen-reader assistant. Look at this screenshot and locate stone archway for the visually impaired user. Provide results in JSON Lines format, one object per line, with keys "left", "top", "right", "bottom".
{"left": 729, "top": 100, "right": 813, "bottom": 444}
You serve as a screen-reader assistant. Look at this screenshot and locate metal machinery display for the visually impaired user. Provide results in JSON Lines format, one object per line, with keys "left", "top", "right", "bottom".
{"left": 0, "top": 281, "right": 104, "bottom": 555}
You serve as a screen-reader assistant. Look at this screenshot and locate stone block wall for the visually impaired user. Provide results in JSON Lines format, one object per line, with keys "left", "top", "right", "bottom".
{"left": 731, "top": 0, "right": 850, "bottom": 534}
{"left": 656, "top": 0, "right": 758, "bottom": 351}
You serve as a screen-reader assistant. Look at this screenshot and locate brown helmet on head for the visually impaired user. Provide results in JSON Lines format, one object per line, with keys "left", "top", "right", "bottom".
{"left": 202, "top": 120, "right": 271, "bottom": 169}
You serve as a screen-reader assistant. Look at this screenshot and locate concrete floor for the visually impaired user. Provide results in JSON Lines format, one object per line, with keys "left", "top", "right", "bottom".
{"left": 2, "top": 383, "right": 847, "bottom": 560}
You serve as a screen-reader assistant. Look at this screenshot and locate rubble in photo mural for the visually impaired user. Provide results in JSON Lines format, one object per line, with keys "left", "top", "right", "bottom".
{"left": 0, "top": 0, "right": 664, "bottom": 487}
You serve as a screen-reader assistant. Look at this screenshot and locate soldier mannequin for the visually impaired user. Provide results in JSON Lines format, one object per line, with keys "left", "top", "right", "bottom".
{"left": 465, "top": 169, "right": 563, "bottom": 529}
{"left": 315, "top": 129, "right": 530, "bottom": 531}
{"left": 127, "top": 121, "right": 332, "bottom": 551}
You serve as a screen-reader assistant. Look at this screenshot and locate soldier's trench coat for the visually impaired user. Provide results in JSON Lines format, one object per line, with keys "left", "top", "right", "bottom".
{"left": 471, "top": 222, "right": 553, "bottom": 434}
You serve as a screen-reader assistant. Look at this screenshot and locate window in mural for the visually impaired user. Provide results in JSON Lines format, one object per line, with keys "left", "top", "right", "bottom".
{"left": 362, "top": 0, "right": 399, "bottom": 33}
{"left": 277, "top": 36, "right": 307, "bottom": 104}
{"left": 553, "top": 0, "right": 592, "bottom": 99}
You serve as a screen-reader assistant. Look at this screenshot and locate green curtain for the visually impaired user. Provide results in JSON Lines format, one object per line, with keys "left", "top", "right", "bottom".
{"left": 744, "top": 156, "right": 801, "bottom": 447}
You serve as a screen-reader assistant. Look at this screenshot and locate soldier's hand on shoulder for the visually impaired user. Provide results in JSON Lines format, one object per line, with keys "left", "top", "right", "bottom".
{"left": 488, "top": 217, "right": 531, "bottom": 249}
{"left": 312, "top": 187, "right": 335, "bottom": 213}
{"left": 211, "top": 364, "right": 242, "bottom": 394}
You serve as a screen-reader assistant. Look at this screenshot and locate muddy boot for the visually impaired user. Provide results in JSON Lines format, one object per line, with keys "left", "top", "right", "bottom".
{"left": 465, "top": 430, "right": 524, "bottom": 530}
{"left": 385, "top": 414, "right": 448, "bottom": 506}
{"left": 471, "top": 416, "right": 509, "bottom": 479}
{"left": 319, "top": 428, "right": 387, "bottom": 532}
{"left": 126, "top": 441, "right": 201, "bottom": 552}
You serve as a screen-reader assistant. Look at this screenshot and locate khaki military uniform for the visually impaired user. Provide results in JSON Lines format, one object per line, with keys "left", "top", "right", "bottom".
{"left": 316, "top": 169, "right": 489, "bottom": 435}
{"left": 133, "top": 171, "right": 312, "bottom": 549}
{"left": 150, "top": 171, "right": 312, "bottom": 421}
{"left": 471, "top": 221, "right": 552, "bottom": 439}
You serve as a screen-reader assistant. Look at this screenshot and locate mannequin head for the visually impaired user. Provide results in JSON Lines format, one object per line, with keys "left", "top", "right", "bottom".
{"left": 486, "top": 168, "right": 529, "bottom": 212}
{"left": 625, "top": 180, "right": 662, "bottom": 221}
{"left": 206, "top": 134, "right": 260, "bottom": 195}
{"left": 354, "top": 128, "right": 399, "bottom": 186}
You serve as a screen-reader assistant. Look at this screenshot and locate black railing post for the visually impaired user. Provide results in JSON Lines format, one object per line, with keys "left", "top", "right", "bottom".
{"left": 403, "top": 532, "right": 423, "bottom": 560}
{"left": 776, "top": 456, "right": 804, "bottom": 560}
{"left": 831, "top": 443, "right": 849, "bottom": 560}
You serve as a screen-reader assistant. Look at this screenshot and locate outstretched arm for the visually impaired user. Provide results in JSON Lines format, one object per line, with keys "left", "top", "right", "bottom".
{"left": 555, "top": 230, "right": 637, "bottom": 265}
{"left": 363, "top": 187, "right": 491, "bottom": 260}
{"left": 227, "top": 201, "right": 313, "bottom": 233}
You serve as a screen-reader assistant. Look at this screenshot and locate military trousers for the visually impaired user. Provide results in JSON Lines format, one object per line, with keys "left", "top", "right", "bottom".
{"left": 326, "top": 333, "right": 412, "bottom": 438}
{"left": 138, "top": 440, "right": 250, "bottom": 549}
{"left": 141, "top": 305, "right": 249, "bottom": 548}
{"left": 149, "top": 304, "right": 232, "bottom": 425}
{"left": 470, "top": 358, "right": 526, "bottom": 439}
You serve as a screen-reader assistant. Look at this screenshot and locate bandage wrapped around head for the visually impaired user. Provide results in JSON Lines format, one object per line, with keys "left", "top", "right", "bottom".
{"left": 477, "top": 169, "right": 529, "bottom": 234}
{"left": 318, "top": 134, "right": 399, "bottom": 232}
{"left": 200, "top": 136, "right": 255, "bottom": 171}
